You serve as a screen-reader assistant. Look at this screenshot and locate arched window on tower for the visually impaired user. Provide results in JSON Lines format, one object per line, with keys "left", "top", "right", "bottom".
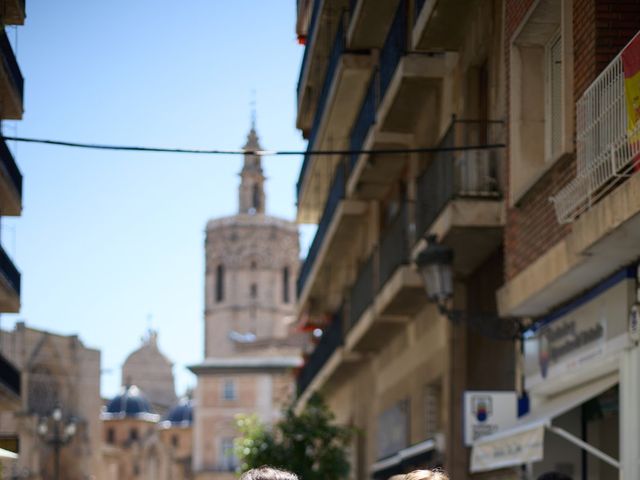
{"left": 216, "top": 264, "right": 225, "bottom": 302}
{"left": 283, "top": 267, "right": 290, "bottom": 304}
{"left": 252, "top": 184, "right": 260, "bottom": 212}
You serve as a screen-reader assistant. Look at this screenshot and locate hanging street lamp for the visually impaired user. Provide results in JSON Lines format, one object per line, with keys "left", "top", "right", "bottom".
{"left": 415, "top": 235, "right": 528, "bottom": 340}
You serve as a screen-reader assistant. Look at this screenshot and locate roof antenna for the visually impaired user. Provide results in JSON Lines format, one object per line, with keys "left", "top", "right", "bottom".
{"left": 250, "top": 89, "right": 257, "bottom": 130}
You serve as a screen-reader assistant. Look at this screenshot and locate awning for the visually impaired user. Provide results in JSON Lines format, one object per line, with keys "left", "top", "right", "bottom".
{"left": 471, "top": 373, "right": 618, "bottom": 473}
{"left": 0, "top": 448, "right": 17, "bottom": 459}
{"left": 371, "top": 438, "right": 438, "bottom": 475}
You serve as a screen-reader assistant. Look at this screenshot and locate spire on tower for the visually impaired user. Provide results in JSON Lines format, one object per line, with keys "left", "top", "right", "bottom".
{"left": 239, "top": 105, "right": 265, "bottom": 215}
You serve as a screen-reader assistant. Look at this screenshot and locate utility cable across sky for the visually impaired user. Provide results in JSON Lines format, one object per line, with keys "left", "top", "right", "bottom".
{"left": 2, "top": 135, "right": 505, "bottom": 157}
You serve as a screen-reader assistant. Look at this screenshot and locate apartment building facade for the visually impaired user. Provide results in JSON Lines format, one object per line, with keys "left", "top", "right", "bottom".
{"left": 0, "top": 0, "right": 26, "bottom": 464}
{"left": 471, "top": 1, "right": 640, "bottom": 479}
{"left": 294, "top": 1, "right": 514, "bottom": 479}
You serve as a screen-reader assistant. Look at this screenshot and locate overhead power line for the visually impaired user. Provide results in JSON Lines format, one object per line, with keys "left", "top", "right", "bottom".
{"left": 2, "top": 135, "right": 505, "bottom": 157}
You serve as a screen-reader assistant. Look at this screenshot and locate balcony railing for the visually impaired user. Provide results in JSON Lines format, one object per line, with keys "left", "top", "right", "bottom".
{"left": 0, "top": 138, "right": 22, "bottom": 198}
{"left": 348, "top": 252, "right": 375, "bottom": 331}
{"left": 0, "top": 30, "right": 23, "bottom": 103}
{"left": 552, "top": 51, "right": 639, "bottom": 223}
{"left": 379, "top": 0, "right": 407, "bottom": 100}
{"left": 297, "top": 311, "right": 344, "bottom": 396}
{"left": 416, "top": 119, "right": 503, "bottom": 238}
{"left": 0, "top": 352, "right": 20, "bottom": 398}
{"left": 415, "top": 0, "right": 427, "bottom": 22}
{"left": 0, "top": 244, "right": 20, "bottom": 296}
{"left": 350, "top": 72, "right": 377, "bottom": 169}
{"left": 297, "top": 162, "right": 347, "bottom": 297}
{"left": 297, "top": 0, "right": 322, "bottom": 102}
{"left": 378, "top": 205, "right": 409, "bottom": 291}
{"left": 297, "top": 19, "right": 346, "bottom": 202}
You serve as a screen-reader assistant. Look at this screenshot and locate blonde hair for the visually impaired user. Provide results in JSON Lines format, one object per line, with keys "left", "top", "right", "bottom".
{"left": 403, "top": 469, "right": 449, "bottom": 480}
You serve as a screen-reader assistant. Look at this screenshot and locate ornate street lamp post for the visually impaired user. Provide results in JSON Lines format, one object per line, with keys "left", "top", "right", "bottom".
{"left": 415, "top": 235, "right": 527, "bottom": 340}
{"left": 37, "top": 405, "right": 77, "bottom": 480}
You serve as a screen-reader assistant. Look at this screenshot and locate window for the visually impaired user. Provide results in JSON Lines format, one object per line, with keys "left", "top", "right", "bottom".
{"left": 509, "top": 0, "right": 573, "bottom": 204}
{"left": 252, "top": 184, "right": 261, "bottom": 212}
{"left": 283, "top": 267, "right": 290, "bottom": 304}
{"left": 216, "top": 264, "right": 224, "bottom": 302}
{"left": 129, "top": 428, "right": 138, "bottom": 442}
{"left": 222, "top": 379, "right": 236, "bottom": 401}
{"left": 106, "top": 428, "right": 115, "bottom": 444}
{"left": 250, "top": 283, "right": 257, "bottom": 299}
{"left": 220, "top": 437, "right": 237, "bottom": 471}
{"left": 171, "top": 434, "right": 179, "bottom": 448}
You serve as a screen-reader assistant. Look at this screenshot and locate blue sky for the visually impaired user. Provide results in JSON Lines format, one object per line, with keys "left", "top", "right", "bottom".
{"left": 2, "top": 1, "right": 312, "bottom": 399}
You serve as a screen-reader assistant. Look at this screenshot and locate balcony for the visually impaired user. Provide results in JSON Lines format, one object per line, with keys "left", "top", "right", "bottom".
{"left": 346, "top": 206, "right": 424, "bottom": 352}
{"left": 0, "top": 30, "right": 23, "bottom": 120}
{"left": 0, "top": 139, "right": 22, "bottom": 216}
{"left": 412, "top": 0, "right": 479, "bottom": 51}
{"left": 0, "top": 244, "right": 20, "bottom": 312}
{"left": 1, "top": 0, "right": 26, "bottom": 25}
{"left": 552, "top": 51, "right": 639, "bottom": 224}
{"left": 348, "top": 0, "right": 401, "bottom": 49}
{"left": 297, "top": 312, "right": 344, "bottom": 398}
{"left": 297, "top": 162, "right": 367, "bottom": 317}
{"left": 296, "top": 0, "right": 350, "bottom": 134}
{"left": 297, "top": 16, "right": 375, "bottom": 223}
{"left": 0, "top": 352, "right": 20, "bottom": 409}
{"left": 347, "top": 0, "right": 448, "bottom": 200}
{"left": 415, "top": 119, "right": 504, "bottom": 275}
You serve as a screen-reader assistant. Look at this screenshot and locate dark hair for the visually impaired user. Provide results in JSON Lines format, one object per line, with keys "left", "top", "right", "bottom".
{"left": 239, "top": 466, "right": 299, "bottom": 480}
{"left": 537, "top": 473, "right": 572, "bottom": 480}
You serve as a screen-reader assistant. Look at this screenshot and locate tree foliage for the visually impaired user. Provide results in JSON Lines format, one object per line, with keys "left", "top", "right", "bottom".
{"left": 235, "top": 393, "right": 353, "bottom": 480}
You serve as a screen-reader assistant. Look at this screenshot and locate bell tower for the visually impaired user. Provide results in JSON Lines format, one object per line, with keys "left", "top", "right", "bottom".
{"left": 238, "top": 116, "right": 265, "bottom": 215}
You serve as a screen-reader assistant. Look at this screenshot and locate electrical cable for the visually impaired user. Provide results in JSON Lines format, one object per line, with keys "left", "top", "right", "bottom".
{"left": 2, "top": 135, "right": 505, "bottom": 157}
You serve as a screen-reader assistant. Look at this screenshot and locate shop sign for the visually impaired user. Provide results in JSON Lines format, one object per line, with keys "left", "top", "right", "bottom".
{"left": 463, "top": 391, "right": 517, "bottom": 446}
{"left": 471, "top": 423, "right": 544, "bottom": 473}
{"left": 523, "top": 278, "right": 632, "bottom": 390}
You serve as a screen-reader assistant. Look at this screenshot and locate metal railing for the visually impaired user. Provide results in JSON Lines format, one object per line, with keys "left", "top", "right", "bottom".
{"left": 551, "top": 51, "right": 640, "bottom": 223}
{"left": 379, "top": 0, "right": 407, "bottom": 100}
{"left": 348, "top": 252, "right": 375, "bottom": 331}
{"left": 0, "top": 352, "right": 20, "bottom": 397}
{"left": 297, "top": 19, "right": 346, "bottom": 202}
{"left": 297, "top": 0, "right": 322, "bottom": 102}
{"left": 378, "top": 205, "right": 409, "bottom": 291}
{"left": 0, "top": 138, "right": 22, "bottom": 198}
{"left": 349, "top": 71, "right": 377, "bottom": 169}
{"left": 0, "top": 30, "right": 23, "bottom": 103}
{"left": 415, "top": 0, "right": 427, "bottom": 22}
{"left": 0, "top": 243, "right": 20, "bottom": 296}
{"left": 416, "top": 119, "right": 503, "bottom": 238}
{"left": 297, "top": 162, "right": 347, "bottom": 297}
{"left": 297, "top": 311, "right": 344, "bottom": 396}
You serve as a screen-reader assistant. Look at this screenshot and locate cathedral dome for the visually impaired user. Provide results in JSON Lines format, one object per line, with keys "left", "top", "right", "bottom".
{"left": 102, "top": 385, "right": 159, "bottom": 421}
{"left": 160, "top": 396, "right": 194, "bottom": 428}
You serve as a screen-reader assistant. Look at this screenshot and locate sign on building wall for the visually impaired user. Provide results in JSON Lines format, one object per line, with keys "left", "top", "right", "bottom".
{"left": 471, "top": 423, "right": 544, "bottom": 473}
{"left": 523, "top": 277, "right": 633, "bottom": 392}
{"left": 463, "top": 391, "right": 517, "bottom": 446}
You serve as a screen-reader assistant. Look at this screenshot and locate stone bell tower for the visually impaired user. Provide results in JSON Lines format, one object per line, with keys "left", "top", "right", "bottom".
{"left": 238, "top": 119, "right": 265, "bottom": 215}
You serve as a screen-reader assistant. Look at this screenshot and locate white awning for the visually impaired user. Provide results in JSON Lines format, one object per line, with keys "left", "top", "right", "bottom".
{"left": 471, "top": 373, "right": 618, "bottom": 473}
{"left": 0, "top": 447, "right": 17, "bottom": 459}
{"left": 371, "top": 438, "right": 437, "bottom": 474}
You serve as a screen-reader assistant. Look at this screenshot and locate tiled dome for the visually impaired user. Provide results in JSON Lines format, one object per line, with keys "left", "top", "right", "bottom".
{"left": 102, "top": 385, "right": 158, "bottom": 421}
{"left": 160, "top": 396, "right": 194, "bottom": 428}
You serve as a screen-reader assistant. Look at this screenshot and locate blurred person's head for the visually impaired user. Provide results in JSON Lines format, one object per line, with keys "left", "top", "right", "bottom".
{"left": 239, "top": 467, "right": 299, "bottom": 480}
{"left": 537, "top": 473, "right": 572, "bottom": 480}
{"left": 404, "top": 469, "right": 449, "bottom": 480}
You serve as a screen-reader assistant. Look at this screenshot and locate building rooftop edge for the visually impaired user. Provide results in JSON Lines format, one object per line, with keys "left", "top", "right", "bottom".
{"left": 206, "top": 213, "right": 297, "bottom": 231}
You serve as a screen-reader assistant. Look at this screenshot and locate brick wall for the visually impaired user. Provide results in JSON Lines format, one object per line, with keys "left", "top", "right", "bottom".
{"left": 503, "top": 0, "right": 640, "bottom": 281}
